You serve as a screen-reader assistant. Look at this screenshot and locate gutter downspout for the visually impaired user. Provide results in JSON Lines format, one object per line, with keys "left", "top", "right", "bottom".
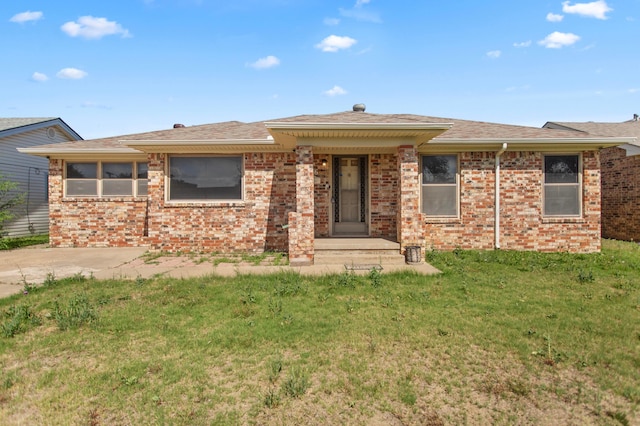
{"left": 495, "top": 143, "right": 508, "bottom": 249}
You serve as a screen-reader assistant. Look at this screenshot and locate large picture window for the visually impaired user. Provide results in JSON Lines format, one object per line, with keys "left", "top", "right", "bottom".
{"left": 421, "top": 155, "right": 459, "bottom": 217}
{"left": 169, "top": 156, "right": 243, "bottom": 201}
{"left": 65, "top": 161, "right": 147, "bottom": 197}
{"left": 544, "top": 154, "right": 581, "bottom": 216}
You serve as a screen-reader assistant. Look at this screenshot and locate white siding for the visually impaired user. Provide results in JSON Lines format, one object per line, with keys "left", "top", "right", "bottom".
{"left": 1, "top": 126, "right": 72, "bottom": 237}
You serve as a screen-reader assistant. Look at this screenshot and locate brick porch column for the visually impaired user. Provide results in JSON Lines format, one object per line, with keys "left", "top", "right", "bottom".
{"left": 397, "top": 145, "right": 424, "bottom": 254}
{"left": 288, "top": 145, "right": 315, "bottom": 266}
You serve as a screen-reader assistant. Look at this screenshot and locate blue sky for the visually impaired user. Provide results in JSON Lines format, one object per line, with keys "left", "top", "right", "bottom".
{"left": 2, "top": 0, "right": 639, "bottom": 139}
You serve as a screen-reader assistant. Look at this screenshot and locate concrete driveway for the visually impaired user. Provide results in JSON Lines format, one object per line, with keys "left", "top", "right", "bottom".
{"left": 0, "top": 245, "right": 440, "bottom": 298}
{"left": 0, "top": 246, "right": 148, "bottom": 298}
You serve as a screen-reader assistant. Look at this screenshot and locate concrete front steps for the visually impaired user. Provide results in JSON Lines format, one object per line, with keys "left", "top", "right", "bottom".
{"left": 312, "top": 238, "right": 439, "bottom": 274}
{"left": 314, "top": 238, "right": 404, "bottom": 267}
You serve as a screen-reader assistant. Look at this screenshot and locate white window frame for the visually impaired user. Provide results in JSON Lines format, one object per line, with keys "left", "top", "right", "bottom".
{"left": 64, "top": 161, "right": 148, "bottom": 198}
{"left": 166, "top": 155, "right": 244, "bottom": 202}
{"left": 421, "top": 154, "right": 460, "bottom": 218}
{"left": 542, "top": 153, "right": 582, "bottom": 217}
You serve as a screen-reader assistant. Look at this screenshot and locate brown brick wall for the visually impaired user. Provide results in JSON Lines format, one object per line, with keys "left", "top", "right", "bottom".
{"left": 48, "top": 159, "right": 148, "bottom": 248}
{"left": 49, "top": 149, "right": 602, "bottom": 254}
{"left": 313, "top": 154, "right": 331, "bottom": 238}
{"left": 601, "top": 146, "right": 640, "bottom": 241}
{"left": 423, "top": 151, "right": 601, "bottom": 253}
{"left": 423, "top": 152, "right": 496, "bottom": 250}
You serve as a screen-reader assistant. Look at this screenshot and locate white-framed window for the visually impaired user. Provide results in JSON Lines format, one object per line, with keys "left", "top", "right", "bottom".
{"left": 421, "top": 154, "right": 459, "bottom": 217}
{"left": 65, "top": 161, "right": 148, "bottom": 197}
{"left": 168, "top": 155, "right": 243, "bottom": 201}
{"left": 543, "top": 154, "right": 581, "bottom": 216}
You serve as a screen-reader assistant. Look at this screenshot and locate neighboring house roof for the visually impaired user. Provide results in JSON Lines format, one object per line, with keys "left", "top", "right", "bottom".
{"left": 0, "top": 117, "right": 83, "bottom": 141}
{"left": 18, "top": 110, "right": 633, "bottom": 157}
{"left": 544, "top": 117, "right": 640, "bottom": 155}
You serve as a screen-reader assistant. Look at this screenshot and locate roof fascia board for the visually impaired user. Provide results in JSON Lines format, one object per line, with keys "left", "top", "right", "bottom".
{"left": 124, "top": 138, "right": 276, "bottom": 146}
{"left": 17, "top": 147, "right": 139, "bottom": 157}
{"left": 427, "top": 137, "right": 634, "bottom": 148}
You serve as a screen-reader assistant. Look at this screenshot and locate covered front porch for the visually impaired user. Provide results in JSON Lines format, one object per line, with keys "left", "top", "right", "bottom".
{"left": 264, "top": 118, "right": 452, "bottom": 266}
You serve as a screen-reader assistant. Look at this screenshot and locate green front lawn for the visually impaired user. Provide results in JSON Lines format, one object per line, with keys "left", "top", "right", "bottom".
{"left": 0, "top": 240, "right": 638, "bottom": 425}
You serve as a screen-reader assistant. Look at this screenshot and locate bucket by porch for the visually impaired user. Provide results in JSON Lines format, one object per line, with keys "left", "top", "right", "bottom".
{"left": 405, "top": 246, "right": 422, "bottom": 264}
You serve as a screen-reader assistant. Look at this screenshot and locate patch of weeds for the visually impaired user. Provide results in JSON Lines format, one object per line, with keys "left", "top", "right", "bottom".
{"left": 22, "top": 281, "right": 37, "bottom": 295}
{"left": 577, "top": 269, "right": 595, "bottom": 283}
{"left": 268, "top": 356, "right": 283, "bottom": 384}
{"left": 368, "top": 268, "right": 382, "bottom": 288}
{"left": 120, "top": 375, "right": 139, "bottom": 387}
{"left": 135, "top": 276, "right": 147, "bottom": 286}
{"left": 240, "top": 287, "right": 257, "bottom": 305}
{"left": 270, "top": 252, "right": 287, "bottom": 266}
{"left": 213, "top": 256, "right": 239, "bottom": 266}
{"left": 280, "top": 313, "right": 294, "bottom": 325}
{"left": 43, "top": 272, "right": 57, "bottom": 286}
{"left": 282, "top": 367, "right": 310, "bottom": 398}
{"left": 437, "top": 328, "right": 449, "bottom": 337}
{"left": 532, "top": 334, "right": 564, "bottom": 366}
{"left": 1, "top": 371, "right": 18, "bottom": 390}
{"left": 606, "top": 410, "right": 630, "bottom": 426}
{"left": 1, "top": 304, "right": 41, "bottom": 338}
{"left": 334, "top": 271, "right": 357, "bottom": 289}
{"left": 264, "top": 387, "right": 281, "bottom": 408}
{"left": 52, "top": 293, "right": 98, "bottom": 331}
{"left": 141, "top": 251, "right": 164, "bottom": 264}
{"left": 268, "top": 298, "right": 283, "bottom": 317}
{"left": 274, "top": 275, "right": 306, "bottom": 297}
{"left": 507, "top": 379, "right": 531, "bottom": 397}
{"left": 398, "top": 376, "right": 417, "bottom": 406}
{"left": 242, "top": 252, "right": 268, "bottom": 265}
{"left": 345, "top": 298, "right": 358, "bottom": 313}
{"left": 68, "top": 272, "right": 87, "bottom": 283}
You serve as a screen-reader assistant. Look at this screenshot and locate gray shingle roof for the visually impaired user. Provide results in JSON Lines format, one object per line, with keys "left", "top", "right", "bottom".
{"left": 20, "top": 111, "right": 620, "bottom": 154}
{"left": 0, "top": 117, "right": 58, "bottom": 132}
{"left": 544, "top": 120, "right": 640, "bottom": 139}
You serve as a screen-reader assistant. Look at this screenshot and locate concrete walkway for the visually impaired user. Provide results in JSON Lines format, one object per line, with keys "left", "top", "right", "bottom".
{"left": 0, "top": 246, "right": 440, "bottom": 298}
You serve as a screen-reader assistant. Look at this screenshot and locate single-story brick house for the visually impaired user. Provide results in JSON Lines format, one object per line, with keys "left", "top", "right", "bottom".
{"left": 19, "top": 106, "right": 633, "bottom": 265}
{"left": 544, "top": 115, "right": 640, "bottom": 242}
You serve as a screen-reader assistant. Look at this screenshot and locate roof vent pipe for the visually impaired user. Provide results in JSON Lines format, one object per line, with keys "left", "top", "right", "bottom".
{"left": 353, "top": 103, "right": 366, "bottom": 112}
{"left": 173, "top": 123, "right": 185, "bottom": 128}
{"left": 634, "top": 114, "right": 639, "bottom": 122}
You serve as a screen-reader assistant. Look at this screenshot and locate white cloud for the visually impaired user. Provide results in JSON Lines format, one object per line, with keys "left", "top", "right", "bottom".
{"left": 487, "top": 50, "right": 501, "bottom": 59}
{"left": 31, "top": 72, "right": 48, "bottom": 82}
{"left": 9, "top": 11, "right": 43, "bottom": 23}
{"left": 248, "top": 55, "right": 280, "bottom": 70}
{"left": 56, "top": 68, "right": 88, "bottom": 79}
{"left": 355, "top": 0, "right": 371, "bottom": 6}
{"left": 562, "top": 1, "right": 612, "bottom": 20}
{"left": 546, "top": 13, "right": 564, "bottom": 22}
{"left": 629, "top": 88, "right": 639, "bottom": 94}
{"left": 324, "top": 17, "right": 340, "bottom": 26}
{"left": 61, "top": 16, "right": 131, "bottom": 39}
{"left": 315, "top": 35, "right": 357, "bottom": 52}
{"left": 324, "top": 85, "right": 347, "bottom": 96}
{"left": 538, "top": 31, "right": 580, "bottom": 48}
{"left": 513, "top": 40, "right": 532, "bottom": 48}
